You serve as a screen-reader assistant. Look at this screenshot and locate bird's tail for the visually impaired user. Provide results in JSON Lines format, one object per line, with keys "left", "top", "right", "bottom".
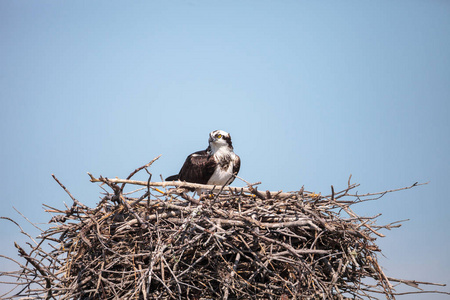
{"left": 165, "top": 175, "right": 179, "bottom": 181}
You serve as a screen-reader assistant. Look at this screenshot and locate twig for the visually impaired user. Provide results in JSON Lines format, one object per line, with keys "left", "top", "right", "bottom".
{"left": 14, "top": 243, "right": 52, "bottom": 300}
{"left": 120, "top": 154, "right": 161, "bottom": 192}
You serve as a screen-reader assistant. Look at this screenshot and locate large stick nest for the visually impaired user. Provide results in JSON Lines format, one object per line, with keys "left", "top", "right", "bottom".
{"left": 0, "top": 158, "right": 447, "bottom": 299}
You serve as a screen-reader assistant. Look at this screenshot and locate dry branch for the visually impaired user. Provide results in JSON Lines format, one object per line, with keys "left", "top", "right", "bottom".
{"left": 0, "top": 159, "right": 448, "bottom": 299}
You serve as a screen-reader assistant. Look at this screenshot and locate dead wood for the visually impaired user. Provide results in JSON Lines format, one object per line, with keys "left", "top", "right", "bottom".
{"left": 0, "top": 158, "right": 448, "bottom": 299}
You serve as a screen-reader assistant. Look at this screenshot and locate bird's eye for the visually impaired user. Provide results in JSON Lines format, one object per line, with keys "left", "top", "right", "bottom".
{"left": 217, "top": 134, "right": 222, "bottom": 139}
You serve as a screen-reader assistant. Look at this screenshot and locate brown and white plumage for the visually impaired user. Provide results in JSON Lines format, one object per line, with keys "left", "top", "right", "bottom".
{"left": 165, "top": 130, "right": 240, "bottom": 187}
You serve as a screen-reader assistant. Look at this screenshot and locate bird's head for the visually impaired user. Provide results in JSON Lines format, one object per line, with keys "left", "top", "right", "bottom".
{"left": 208, "top": 130, "right": 233, "bottom": 152}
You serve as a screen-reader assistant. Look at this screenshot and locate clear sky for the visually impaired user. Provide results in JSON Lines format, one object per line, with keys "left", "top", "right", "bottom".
{"left": 1, "top": 0, "right": 449, "bottom": 298}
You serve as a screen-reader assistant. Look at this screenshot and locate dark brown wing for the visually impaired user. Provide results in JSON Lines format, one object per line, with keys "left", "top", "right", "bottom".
{"left": 227, "top": 154, "right": 241, "bottom": 185}
{"left": 232, "top": 155, "right": 240, "bottom": 175}
{"left": 165, "top": 174, "right": 180, "bottom": 181}
{"left": 178, "top": 150, "right": 216, "bottom": 184}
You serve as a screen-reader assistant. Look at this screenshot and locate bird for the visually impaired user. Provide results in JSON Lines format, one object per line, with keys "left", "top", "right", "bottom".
{"left": 165, "top": 130, "right": 240, "bottom": 189}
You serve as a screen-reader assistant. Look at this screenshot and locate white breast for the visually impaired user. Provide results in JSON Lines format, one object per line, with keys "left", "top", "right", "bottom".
{"left": 207, "top": 152, "right": 236, "bottom": 186}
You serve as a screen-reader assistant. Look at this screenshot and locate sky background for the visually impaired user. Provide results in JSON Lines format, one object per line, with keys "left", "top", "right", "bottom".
{"left": 1, "top": 0, "right": 449, "bottom": 298}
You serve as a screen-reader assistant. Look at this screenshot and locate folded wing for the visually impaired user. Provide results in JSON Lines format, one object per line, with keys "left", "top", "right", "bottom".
{"left": 166, "top": 150, "right": 216, "bottom": 185}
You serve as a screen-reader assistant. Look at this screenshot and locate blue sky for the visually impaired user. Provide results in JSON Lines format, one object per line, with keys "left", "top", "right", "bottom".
{"left": 1, "top": 1, "right": 449, "bottom": 298}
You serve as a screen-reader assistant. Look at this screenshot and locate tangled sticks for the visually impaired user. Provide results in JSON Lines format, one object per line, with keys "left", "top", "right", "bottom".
{"left": 1, "top": 159, "right": 447, "bottom": 299}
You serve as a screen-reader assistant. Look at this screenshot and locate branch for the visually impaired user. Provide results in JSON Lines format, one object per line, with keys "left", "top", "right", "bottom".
{"left": 14, "top": 243, "right": 52, "bottom": 300}
{"left": 346, "top": 181, "right": 429, "bottom": 197}
{"left": 121, "top": 154, "right": 162, "bottom": 192}
{"left": 87, "top": 174, "right": 307, "bottom": 200}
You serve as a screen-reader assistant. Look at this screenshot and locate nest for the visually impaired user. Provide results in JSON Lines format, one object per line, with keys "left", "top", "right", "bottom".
{"left": 1, "top": 158, "right": 447, "bottom": 299}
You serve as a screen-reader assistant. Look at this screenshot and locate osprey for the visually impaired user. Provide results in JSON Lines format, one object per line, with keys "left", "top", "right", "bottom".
{"left": 165, "top": 130, "right": 240, "bottom": 188}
